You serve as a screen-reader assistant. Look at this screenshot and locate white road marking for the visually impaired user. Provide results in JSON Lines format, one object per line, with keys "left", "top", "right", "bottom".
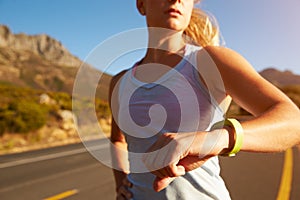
{"left": 0, "top": 143, "right": 109, "bottom": 169}
{"left": 0, "top": 163, "right": 101, "bottom": 193}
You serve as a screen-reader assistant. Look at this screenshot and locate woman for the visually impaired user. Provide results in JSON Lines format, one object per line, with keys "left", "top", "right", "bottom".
{"left": 109, "top": 0, "right": 300, "bottom": 199}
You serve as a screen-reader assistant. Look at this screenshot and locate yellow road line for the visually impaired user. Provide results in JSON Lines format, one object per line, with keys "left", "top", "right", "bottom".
{"left": 276, "top": 148, "right": 293, "bottom": 200}
{"left": 44, "top": 189, "right": 78, "bottom": 200}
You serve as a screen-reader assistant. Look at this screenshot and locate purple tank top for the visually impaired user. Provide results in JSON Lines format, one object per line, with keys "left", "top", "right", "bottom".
{"left": 113, "top": 44, "right": 231, "bottom": 200}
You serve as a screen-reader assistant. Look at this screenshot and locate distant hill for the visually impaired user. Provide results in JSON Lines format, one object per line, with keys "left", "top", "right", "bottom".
{"left": 0, "top": 25, "right": 112, "bottom": 101}
{"left": 260, "top": 68, "right": 300, "bottom": 86}
{"left": 0, "top": 25, "right": 82, "bottom": 67}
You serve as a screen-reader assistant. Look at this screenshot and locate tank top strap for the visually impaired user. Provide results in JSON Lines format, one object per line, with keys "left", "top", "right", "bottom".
{"left": 185, "top": 44, "right": 232, "bottom": 115}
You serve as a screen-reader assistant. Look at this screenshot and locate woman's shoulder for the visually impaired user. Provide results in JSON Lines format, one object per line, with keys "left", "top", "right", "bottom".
{"left": 110, "top": 69, "right": 129, "bottom": 85}
{"left": 199, "top": 45, "right": 257, "bottom": 75}
{"left": 202, "top": 45, "right": 244, "bottom": 64}
{"left": 109, "top": 69, "right": 128, "bottom": 99}
{"left": 188, "top": 44, "right": 246, "bottom": 68}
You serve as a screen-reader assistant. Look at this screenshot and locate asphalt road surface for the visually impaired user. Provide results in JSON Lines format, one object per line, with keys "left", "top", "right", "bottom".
{"left": 0, "top": 139, "right": 299, "bottom": 200}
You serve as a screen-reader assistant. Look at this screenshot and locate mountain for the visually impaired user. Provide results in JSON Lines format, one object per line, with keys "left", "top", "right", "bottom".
{"left": 260, "top": 68, "right": 300, "bottom": 86}
{"left": 0, "top": 25, "right": 112, "bottom": 101}
{"left": 0, "top": 25, "right": 82, "bottom": 67}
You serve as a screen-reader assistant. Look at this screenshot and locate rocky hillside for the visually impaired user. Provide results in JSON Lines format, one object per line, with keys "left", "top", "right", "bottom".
{"left": 0, "top": 25, "right": 112, "bottom": 100}
{"left": 0, "top": 25, "right": 112, "bottom": 154}
{"left": 0, "top": 25, "right": 82, "bottom": 67}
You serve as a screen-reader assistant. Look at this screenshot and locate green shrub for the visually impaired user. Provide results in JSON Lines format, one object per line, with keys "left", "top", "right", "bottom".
{"left": 49, "top": 92, "right": 72, "bottom": 110}
{"left": 95, "top": 99, "right": 110, "bottom": 119}
{"left": 0, "top": 100, "right": 48, "bottom": 135}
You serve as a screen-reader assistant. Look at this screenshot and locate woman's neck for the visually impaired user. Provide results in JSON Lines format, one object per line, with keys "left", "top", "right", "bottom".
{"left": 134, "top": 29, "right": 187, "bottom": 83}
{"left": 143, "top": 28, "right": 186, "bottom": 65}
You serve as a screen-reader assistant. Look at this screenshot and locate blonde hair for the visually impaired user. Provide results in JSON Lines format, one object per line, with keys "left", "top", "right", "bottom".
{"left": 184, "top": 7, "right": 221, "bottom": 47}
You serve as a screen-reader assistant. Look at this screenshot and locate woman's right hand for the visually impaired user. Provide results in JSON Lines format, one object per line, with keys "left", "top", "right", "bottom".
{"left": 116, "top": 176, "right": 133, "bottom": 200}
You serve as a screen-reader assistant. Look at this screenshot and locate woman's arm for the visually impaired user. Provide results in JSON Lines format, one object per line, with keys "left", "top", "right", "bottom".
{"left": 143, "top": 46, "right": 300, "bottom": 192}
{"left": 110, "top": 118, "right": 133, "bottom": 200}
{"left": 109, "top": 71, "right": 132, "bottom": 199}
{"left": 110, "top": 118, "right": 129, "bottom": 191}
{"left": 204, "top": 46, "right": 300, "bottom": 152}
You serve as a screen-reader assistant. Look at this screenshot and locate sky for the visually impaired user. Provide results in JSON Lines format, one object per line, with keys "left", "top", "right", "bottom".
{"left": 0, "top": 0, "right": 300, "bottom": 75}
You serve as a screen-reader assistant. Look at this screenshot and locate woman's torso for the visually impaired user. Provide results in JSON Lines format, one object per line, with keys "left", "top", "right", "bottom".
{"left": 116, "top": 44, "right": 232, "bottom": 200}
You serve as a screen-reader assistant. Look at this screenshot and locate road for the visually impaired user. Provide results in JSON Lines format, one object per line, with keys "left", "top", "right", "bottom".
{"left": 220, "top": 147, "right": 300, "bottom": 200}
{"left": 0, "top": 139, "right": 299, "bottom": 200}
{"left": 0, "top": 139, "right": 114, "bottom": 200}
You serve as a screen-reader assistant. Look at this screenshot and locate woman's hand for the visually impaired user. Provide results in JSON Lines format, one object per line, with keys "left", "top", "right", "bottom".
{"left": 116, "top": 176, "right": 133, "bottom": 200}
{"left": 143, "top": 130, "right": 229, "bottom": 192}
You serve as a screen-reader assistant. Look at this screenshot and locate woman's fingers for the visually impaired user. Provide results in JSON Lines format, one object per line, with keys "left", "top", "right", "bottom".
{"left": 152, "top": 163, "right": 185, "bottom": 178}
{"left": 151, "top": 164, "right": 186, "bottom": 191}
{"left": 152, "top": 168, "right": 168, "bottom": 179}
{"left": 117, "top": 185, "right": 132, "bottom": 200}
{"left": 122, "top": 177, "right": 133, "bottom": 188}
{"left": 116, "top": 193, "right": 126, "bottom": 200}
{"left": 170, "top": 163, "right": 186, "bottom": 176}
{"left": 117, "top": 177, "right": 133, "bottom": 200}
{"left": 153, "top": 176, "right": 176, "bottom": 192}
{"left": 143, "top": 133, "right": 187, "bottom": 172}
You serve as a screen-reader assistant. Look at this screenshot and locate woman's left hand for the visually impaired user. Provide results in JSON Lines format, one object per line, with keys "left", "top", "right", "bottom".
{"left": 143, "top": 130, "right": 228, "bottom": 192}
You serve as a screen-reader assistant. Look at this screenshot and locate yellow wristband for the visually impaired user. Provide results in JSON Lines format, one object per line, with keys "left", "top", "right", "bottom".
{"left": 211, "top": 118, "right": 244, "bottom": 157}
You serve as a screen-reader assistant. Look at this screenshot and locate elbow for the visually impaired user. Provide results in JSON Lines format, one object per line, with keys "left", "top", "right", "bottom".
{"left": 285, "top": 102, "right": 300, "bottom": 147}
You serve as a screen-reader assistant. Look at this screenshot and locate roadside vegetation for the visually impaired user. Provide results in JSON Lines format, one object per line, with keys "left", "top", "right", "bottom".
{"left": 0, "top": 83, "right": 110, "bottom": 154}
